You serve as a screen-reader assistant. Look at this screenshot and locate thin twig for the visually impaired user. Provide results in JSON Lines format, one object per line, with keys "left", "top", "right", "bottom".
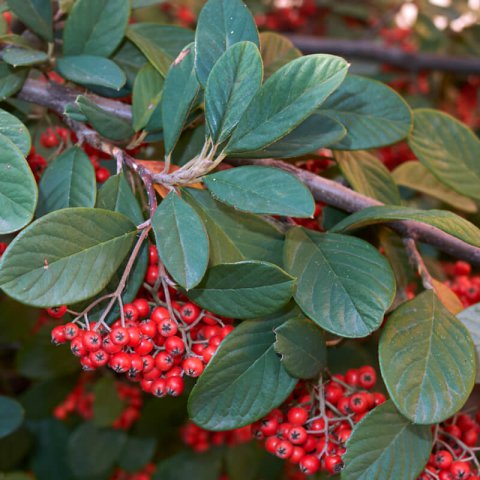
{"left": 403, "top": 238, "right": 434, "bottom": 289}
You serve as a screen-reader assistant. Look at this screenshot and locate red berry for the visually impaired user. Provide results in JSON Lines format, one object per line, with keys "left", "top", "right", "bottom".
{"left": 151, "top": 306, "right": 170, "bottom": 323}
{"left": 453, "top": 261, "right": 471, "bottom": 276}
{"left": 40, "top": 128, "right": 59, "bottom": 148}
{"left": 166, "top": 376, "right": 184, "bottom": 396}
{"left": 165, "top": 336, "right": 185, "bottom": 356}
{"left": 275, "top": 440, "right": 293, "bottom": 459}
{"left": 435, "top": 450, "right": 453, "bottom": 470}
{"left": 155, "top": 351, "right": 174, "bottom": 372}
{"left": 158, "top": 318, "right": 178, "bottom": 337}
{"left": 324, "top": 454, "right": 344, "bottom": 474}
{"left": 89, "top": 349, "right": 109, "bottom": 367}
{"left": 265, "top": 436, "right": 279, "bottom": 454}
{"left": 289, "top": 446, "right": 305, "bottom": 464}
{"left": 128, "top": 354, "right": 144, "bottom": 375}
{"left": 111, "top": 327, "right": 129, "bottom": 346}
{"left": 127, "top": 326, "right": 142, "bottom": 347}
{"left": 349, "top": 392, "right": 369, "bottom": 414}
{"left": 148, "top": 245, "right": 159, "bottom": 264}
{"left": 109, "top": 352, "right": 131, "bottom": 373}
{"left": 288, "top": 426, "right": 308, "bottom": 445}
{"left": 201, "top": 345, "right": 217, "bottom": 363}
{"left": 70, "top": 336, "right": 87, "bottom": 357}
{"left": 373, "top": 392, "right": 386, "bottom": 406}
{"left": 325, "top": 383, "right": 343, "bottom": 404}
{"left": 82, "top": 331, "right": 102, "bottom": 351}
{"left": 133, "top": 298, "right": 150, "bottom": 318}
{"left": 141, "top": 355, "right": 155, "bottom": 373}
{"left": 182, "top": 357, "right": 204, "bottom": 377}
{"left": 123, "top": 303, "right": 139, "bottom": 322}
{"left": 102, "top": 335, "right": 122, "bottom": 354}
{"left": 51, "top": 325, "right": 66, "bottom": 344}
{"left": 145, "top": 265, "right": 159, "bottom": 285}
{"left": 345, "top": 368, "right": 359, "bottom": 386}
{"left": 47, "top": 305, "right": 67, "bottom": 319}
{"left": 299, "top": 455, "right": 320, "bottom": 475}
{"left": 135, "top": 338, "right": 154, "bottom": 356}
{"left": 63, "top": 322, "right": 79, "bottom": 340}
{"left": 287, "top": 407, "right": 308, "bottom": 426}
{"left": 151, "top": 378, "right": 167, "bottom": 397}
{"left": 140, "top": 319, "right": 157, "bottom": 338}
{"left": 450, "top": 461, "right": 471, "bottom": 479}
{"left": 462, "top": 428, "right": 478, "bottom": 446}
{"left": 179, "top": 303, "right": 201, "bottom": 324}
{"left": 358, "top": 365, "right": 377, "bottom": 389}
{"left": 95, "top": 167, "right": 110, "bottom": 183}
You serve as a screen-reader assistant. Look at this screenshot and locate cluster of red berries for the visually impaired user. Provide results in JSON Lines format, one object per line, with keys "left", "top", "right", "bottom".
{"left": 180, "top": 422, "right": 252, "bottom": 453}
{"left": 54, "top": 374, "right": 143, "bottom": 430}
{"left": 378, "top": 142, "right": 416, "bottom": 170}
{"left": 50, "top": 246, "right": 235, "bottom": 398}
{"left": 419, "top": 411, "right": 480, "bottom": 480}
{"left": 27, "top": 145, "right": 48, "bottom": 182}
{"left": 253, "top": 366, "right": 384, "bottom": 476}
{"left": 111, "top": 463, "right": 156, "bottom": 480}
{"left": 159, "top": 2, "right": 196, "bottom": 27}
{"left": 444, "top": 261, "right": 480, "bottom": 307}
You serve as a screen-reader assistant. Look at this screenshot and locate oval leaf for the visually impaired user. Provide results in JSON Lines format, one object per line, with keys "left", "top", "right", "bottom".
{"left": 0, "top": 63, "right": 27, "bottom": 100}
{"left": 152, "top": 192, "right": 209, "bottom": 290}
{"left": 284, "top": 227, "right": 395, "bottom": 338}
{"left": 408, "top": 109, "right": 480, "bottom": 201}
{"left": 188, "top": 315, "right": 297, "bottom": 430}
{"left": 2, "top": 47, "right": 49, "bottom": 67}
{"left": 392, "top": 161, "right": 477, "bottom": 213}
{"left": 341, "top": 400, "right": 432, "bottom": 480}
{"left": 321, "top": 75, "right": 412, "bottom": 150}
{"left": 0, "top": 134, "right": 37, "bottom": 234}
{"left": 203, "top": 166, "right": 315, "bottom": 217}
{"left": 0, "top": 396, "right": 24, "bottom": 439}
{"left": 226, "top": 55, "right": 348, "bottom": 153}
{"left": 379, "top": 290, "right": 476, "bottom": 424}
{"left": 330, "top": 205, "right": 480, "bottom": 248}
{"left": 6, "top": 0, "right": 52, "bottom": 41}
{"left": 0, "top": 108, "right": 31, "bottom": 156}
{"left": 57, "top": 55, "right": 127, "bottom": 90}
{"left": 0, "top": 208, "right": 137, "bottom": 307}
{"left": 37, "top": 146, "right": 96, "bottom": 216}
{"left": 206, "top": 41, "right": 262, "bottom": 144}
{"left": 162, "top": 44, "right": 200, "bottom": 155}
{"left": 63, "top": 0, "right": 130, "bottom": 57}
{"left": 457, "top": 303, "right": 480, "bottom": 383}
{"left": 260, "top": 31, "right": 301, "bottom": 79}
{"left": 274, "top": 316, "right": 327, "bottom": 379}
{"left": 186, "top": 261, "right": 295, "bottom": 318}
{"left": 195, "top": 0, "right": 259, "bottom": 86}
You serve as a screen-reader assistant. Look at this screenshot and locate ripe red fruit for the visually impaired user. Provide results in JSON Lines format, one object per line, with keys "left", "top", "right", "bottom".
{"left": 140, "top": 319, "right": 157, "bottom": 338}
{"left": 299, "top": 455, "right": 320, "bottom": 475}
{"left": 40, "top": 128, "right": 59, "bottom": 148}
{"left": 462, "top": 428, "right": 478, "bottom": 446}
{"left": 102, "top": 335, "right": 122, "bottom": 354}
{"left": 290, "top": 446, "right": 305, "bottom": 464}
{"left": 82, "top": 331, "right": 102, "bottom": 351}
{"left": 141, "top": 355, "right": 155, "bottom": 373}
{"left": 127, "top": 327, "right": 142, "bottom": 347}
{"left": 201, "top": 345, "right": 217, "bottom": 363}
{"left": 151, "top": 378, "right": 167, "bottom": 397}
{"left": 64, "top": 323, "right": 79, "bottom": 340}
{"left": 51, "top": 326, "right": 66, "bottom": 344}
{"left": 158, "top": 318, "right": 178, "bottom": 337}
{"left": 89, "top": 349, "right": 109, "bottom": 367}
{"left": 145, "top": 265, "right": 159, "bottom": 285}
{"left": 180, "top": 302, "right": 201, "bottom": 324}
{"left": 155, "top": 352, "right": 174, "bottom": 372}
{"left": 166, "top": 376, "right": 184, "bottom": 396}
{"left": 275, "top": 440, "right": 293, "bottom": 459}
{"left": 151, "top": 306, "right": 170, "bottom": 322}
{"left": 148, "top": 245, "right": 159, "bottom": 264}
{"left": 453, "top": 261, "right": 471, "bottom": 276}
{"left": 435, "top": 450, "right": 453, "bottom": 470}
{"left": 111, "top": 327, "right": 129, "bottom": 346}
{"left": 133, "top": 298, "right": 150, "bottom": 318}
{"left": 70, "top": 337, "right": 87, "bottom": 357}
{"left": 182, "top": 357, "right": 204, "bottom": 377}
{"left": 324, "top": 454, "right": 344, "bottom": 474}
{"left": 450, "top": 461, "right": 471, "bottom": 479}
{"left": 135, "top": 338, "right": 154, "bottom": 356}
{"left": 288, "top": 426, "right": 308, "bottom": 445}
{"left": 123, "top": 303, "right": 139, "bottom": 322}
{"left": 325, "top": 383, "right": 343, "bottom": 404}
{"left": 358, "top": 365, "right": 377, "bottom": 389}
{"left": 109, "top": 352, "right": 131, "bottom": 373}
{"left": 47, "top": 305, "right": 67, "bottom": 319}
{"left": 95, "top": 167, "right": 110, "bottom": 183}
{"left": 345, "top": 368, "right": 359, "bottom": 386}
{"left": 349, "top": 392, "right": 369, "bottom": 414}
{"left": 165, "top": 336, "right": 185, "bottom": 356}
{"left": 265, "top": 436, "right": 280, "bottom": 454}
{"left": 287, "top": 407, "right": 308, "bottom": 426}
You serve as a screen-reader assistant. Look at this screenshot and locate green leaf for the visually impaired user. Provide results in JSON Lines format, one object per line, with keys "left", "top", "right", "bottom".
{"left": 234, "top": 113, "right": 346, "bottom": 159}
{"left": 341, "top": 400, "right": 432, "bottom": 480}
{"left": 119, "top": 436, "right": 156, "bottom": 472}
{"left": 183, "top": 188, "right": 284, "bottom": 266}
{"left": 330, "top": 205, "right": 480, "bottom": 248}
{"left": 203, "top": 166, "right": 315, "bottom": 217}
{"left": 392, "top": 161, "right": 477, "bottom": 213}
{"left": 0, "top": 396, "right": 24, "bottom": 439}
{"left": 132, "top": 63, "right": 164, "bottom": 132}
{"left": 57, "top": 56, "right": 126, "bottom": 90}
{"left": 113, "top": 40, "right": 148, "bottom": 87}
{"left": 152, "top": 192, "right": 209, "bottom": 290}
{"left": 0, "top": 428, "right": 32, "bottom": 472}
{"left": 0, "top": 208, "right": 137, "bottom": 307}
{"left": 379, "top": 290, "right": 476, "bottom": 424}
{"left": 154, "top": 450, "right": 223, "bottom": 480}
{"left": 63, "top": 0, "right": 130, "bottom": 57}
{"left": 274, "top": 316, "right": 327, "bottom": 379}
{"left": 76, "top": 95, "right": 134, "bottom": 141}
{"left": 457, "top": 303, "right": 480, "bottom": 383}
{"left": 37, "top": 146, "right": 96, "bottom": 216}
{"left": 93, "top": 376, "right": 126, "bottom": 427}
{"left": 284, "top": 227, "right": 395, "bottom": 338}
{"left": 161, "top": 43, "right": 200, "bottom": 154}
{"left": 226, "top": 55, "right": 348, "bottom": 153}
{"left": 195, "top": 0, "right": 259, "bottom": 86}
{"left": 188, "top": 315, "right": 297, "bottom": 430}
{"left": 335, "top": 150, "right": 401, "bottom": 204}
{"left": 6, "top": 0, "right": 52, "bottom": 41}
{"left": 126, "top": 23, "right": 194, "bottom": 77}
{"left": 68, "top": 423, "right": 127, "bottom": 478}
{"left": 0, "top": 63, "right": 27, "bottom": 100}
{"left": 0, "top": 34, "right": 35, "bottom": 48}
{"left": 205, "top": 41, "right": 262, "bottom": 144}
{"left": 321, "top": 75, "right": 412, "bottom": 150}
{"left": 0, "top": 133, "right": 37, "bottom": 234}
{"left": 2, "top": 47, "right": 48, "bottom": 67}
{"left": 186, "top": 261, "right": 295, "bottom": 318}
{"left": 259, "top": 31, "right": 301, "bottom": 79}
{"left": 408, "top": 109, "right": 480, "bottom": 201}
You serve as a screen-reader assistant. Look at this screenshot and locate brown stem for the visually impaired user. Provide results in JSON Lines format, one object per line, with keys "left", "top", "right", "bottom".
{"left": 403, "top": 238, "right": 434, "bottom": 289}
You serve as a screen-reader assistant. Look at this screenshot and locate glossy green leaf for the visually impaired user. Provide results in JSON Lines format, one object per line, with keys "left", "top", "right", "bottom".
{"left": 0, "top": 63, "right": 27, "bottom": 100}
{"left": 260, "top": 31, "right": 301, "bottom": 79}
{"left": 392, "top": 161, "right": 477, "bottom": 213}
{"left": 206, "top": 41, "right": 262, "bottom": 144}
{"left": 183, "top": 188, "right": 284, "bottom": 266}
{"left": 154, "top": 450, "right": 223, "bottom": 480}
{"left": 234, "top": 113, "right": 346, "bottom": 159}
{"left": 0, "top": 396, "right": 24, "bottom": 439}
{"left": 76, "top": 95, "right": 134, "bottom": 141}
{"left": 132, "top": 63, "right": 164, "bottom": 131}
{"left": 457, "top": 303, "right": 480, "bottom": 383}
{"left": 331, "top": 205, "right": 480, "bottom": 248}
{"left": 0, "top": 208, "right": 137, "bottom": 307}
{"left": 152, "top": 192, "right": 209, "bottom": 289}
{"left": 284, "top": 227, "right": 395, "bottom": 338}
{"left": 203, "top": 166, "right": 315, "bottom": 217}
{"left": 119, "top": 436, "right": 156, "bottom": 472}
{"left": 226, "top": 55, "right": 348, "bottom": 153}
{"left": 379, "top": 290, "right": 476, "bottom": 424}
{"left": 0, "top": 134, "right": 37, "bottom": 234}
{"left": 68, "top": 423, "right": 127, "bottom": 477}
{"left": 186, "top": 261, "right": 295, "bottom": 318}
{"left": 113, "top": 40, "right": 148, "bottom": 86}
{"left": 335, "top": 150, "right": 401, "bottom": 204}
{"left": 274, "top": 316, "right": 327, "bottom": 379}
{"left": 188, "top": 315, "right": 297, "bottom": 430}
{"left": 195, "top": 0, "right": 259, "bottom": 86}
{"left": 37, "top": 146, "right": 96, "bottom": 216}
{"left": 93, "top": 376, "right": 126, "bottom": 427}
{"left": 341, "top": 400, "right": 432, "bottom": 480}
{"left": 0, "top": 108, "right": 30, "bottom": 153}
{"left": 2, "top": 47, "right": 48, "bottom": 67}
{"left": 6, "top": 0, "right": 52, "bottom": 41}
{"left": 63, "top": 0, "right": 130, "bottom": 57}
{"left": 321, "top": 75, "right": 412, "bottom": 150}
{"left": 127, "top": 23, "right": 194, "bottom": 76}
{"left": 408, "top": 109, "right": 480, "bottom": 201}
{"left": 162, "top": 43, "right": 200, "bottom": 154}
{"left": 57, "top": 56, "right": 127, "bottom": 90}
